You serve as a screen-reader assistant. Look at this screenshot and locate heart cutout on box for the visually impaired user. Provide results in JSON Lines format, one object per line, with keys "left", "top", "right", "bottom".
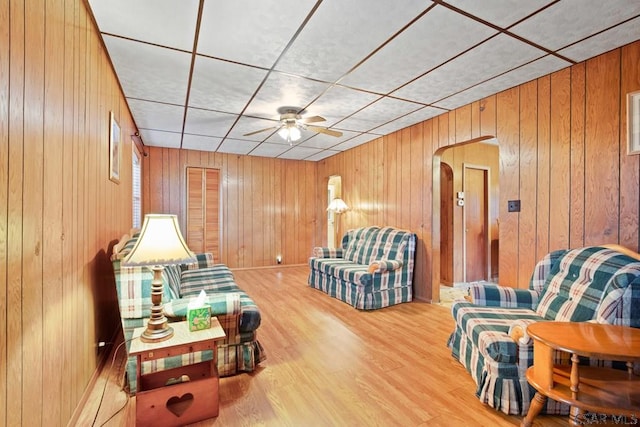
{"left": 166, "top": 393, "right": 194, "bottom": 417}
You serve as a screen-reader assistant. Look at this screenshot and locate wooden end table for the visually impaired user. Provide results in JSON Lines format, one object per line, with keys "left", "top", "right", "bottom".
{"left": 130, "top": 319, "right": 226, "bottom": 427}
{"left": 522, "top": 322, "right": 640, "bottom": 427}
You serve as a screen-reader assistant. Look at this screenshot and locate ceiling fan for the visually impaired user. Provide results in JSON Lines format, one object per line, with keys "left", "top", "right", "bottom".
{"left": 243, "top": 108, "right": 343, "bottom": 144}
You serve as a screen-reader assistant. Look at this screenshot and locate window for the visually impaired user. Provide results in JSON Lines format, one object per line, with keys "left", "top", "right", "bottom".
{"left": 132, "top": 145, "right": 142, "bottom": 229}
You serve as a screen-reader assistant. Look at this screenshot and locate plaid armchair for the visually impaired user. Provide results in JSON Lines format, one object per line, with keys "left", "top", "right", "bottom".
{"left": 308, "top": 226, "right": 416, "bottom": 309}
{"left": 447, "top": 245, "right": 640, "bottom": 416}
{"left": 111, "top": 233, "right": 265, "bottom": 394}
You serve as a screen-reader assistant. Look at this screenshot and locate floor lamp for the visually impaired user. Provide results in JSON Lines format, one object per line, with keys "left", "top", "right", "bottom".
{"left": 327, "top": 198, "right": 349, "bottom": 246}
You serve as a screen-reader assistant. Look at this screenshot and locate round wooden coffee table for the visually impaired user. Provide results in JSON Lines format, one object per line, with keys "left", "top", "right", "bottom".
{"left": 521, "top": 322, "right": 640, "bottom": 427}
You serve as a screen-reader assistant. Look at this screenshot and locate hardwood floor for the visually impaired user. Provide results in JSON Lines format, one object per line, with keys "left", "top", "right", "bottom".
{"left": 78, "top": 266, "right": 566, "bottom": 426}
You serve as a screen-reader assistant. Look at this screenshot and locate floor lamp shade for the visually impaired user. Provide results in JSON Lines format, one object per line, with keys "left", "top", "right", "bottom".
{"left": 122, "top": 214, "right": 196, "bottom": 342}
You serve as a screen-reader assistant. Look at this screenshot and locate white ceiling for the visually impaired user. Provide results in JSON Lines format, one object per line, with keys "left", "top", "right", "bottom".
{"left": 87, "top": 0, "right": 640, "bottom": 161}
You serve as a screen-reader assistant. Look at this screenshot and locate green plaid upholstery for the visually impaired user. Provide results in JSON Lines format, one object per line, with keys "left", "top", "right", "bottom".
{"left": 469, "top": 284, "right": 539, "bottom": 308}
{"left": 308, "top": 226, "right": 416, "bottom": 309}
{"left": 180, "top": 267, "right": 262, "bottom": 332}
{"left": 181, "top": 252, "right": 215, "bottom": 270}
{"left": 312, "top": 247, "right": 344, "bottom": 258}
{"left": 536, "top": 246, "right": 640, "bottom": 322}
{"left": 448, "top": 245, "right": 640, "bottom": 416}
{"left": 111, "top": 234, "right": 265, "bottom": 394}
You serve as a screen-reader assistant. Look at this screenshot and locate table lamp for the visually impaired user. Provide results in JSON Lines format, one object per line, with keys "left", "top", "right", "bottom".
{"left": 122, "top": 214, "right": 196, "bottom": 342}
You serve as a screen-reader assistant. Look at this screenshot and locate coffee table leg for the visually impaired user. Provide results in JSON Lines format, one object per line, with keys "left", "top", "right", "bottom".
{"left": 521, "top": 392, "right": 547, "bottom": 427}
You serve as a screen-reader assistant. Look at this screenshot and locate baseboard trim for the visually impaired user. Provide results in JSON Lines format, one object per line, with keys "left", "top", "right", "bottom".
{"left": 231, "top": 263, "right": 306, "bottom": 271}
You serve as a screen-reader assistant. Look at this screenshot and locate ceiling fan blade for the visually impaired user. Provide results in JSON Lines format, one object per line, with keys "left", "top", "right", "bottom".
{"left": 243, "top": 126, "right": 278, "bottom": 137}
{"left": 307, "top": 125, "right": 343, "bottom": 137}
{"left": 300, "top": 115, "right": 325, "bottom": 124}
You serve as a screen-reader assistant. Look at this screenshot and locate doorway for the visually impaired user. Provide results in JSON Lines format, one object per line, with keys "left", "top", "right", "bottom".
{"left": 432, "top": 136, "right": 499, "bottom": 302}
{"left": 463, "top": 165, "right": 489, "bottom": 282}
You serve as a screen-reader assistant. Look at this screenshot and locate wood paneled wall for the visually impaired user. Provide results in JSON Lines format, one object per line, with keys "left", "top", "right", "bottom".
{"left": 148, "top": 41, "right": 639, "bottom": 303}
{"left": 143, "top": 148, "right": 319, "bottom": 268}
{"left": 318, "top": 41, "right": 640, "bottom": 301}
{"left": 1, "top": 0, "right": 135, "bottom": 425}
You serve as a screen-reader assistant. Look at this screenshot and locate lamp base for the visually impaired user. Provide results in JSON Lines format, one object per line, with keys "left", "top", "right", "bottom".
{"left": 140, "top": 324, "right": 174, "bottom": 343}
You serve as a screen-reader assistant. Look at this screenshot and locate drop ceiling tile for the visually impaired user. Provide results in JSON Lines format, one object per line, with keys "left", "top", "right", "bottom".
{"left": 434, "top": 54, "right": 571, "bottom": 110}
{"left": 443, "top": 0, "right": 555, "bottom": 28}
{"left": 278, "top": 146, "right": 323, "bottom": 160}
{"left": 331, "top": 133, "right": 380, "bottom": 151}
{"left": 197, "top": 0, "right": 317, "bottom": 68}
{"left": 510, "top": 0, "right": 640, "bottom": 51}
{"left": 558, "top": 16, "right": 640, "bottom": 63}
{"left": 103, "top": 36, "right": 191, "bottom": 105}
{"left": 336, "top": 97, "right": 423, "bottom": 132}
{"left": 189, "top": 56, "right": 269, "bottom": 113}
{"left": 127, "top": 99, "right": 184, "bottom": 133}
{"left": 275, "top": 0, "right": 431, "bottom": 81}
{"left": 340, "top": 5, "right": 497, "bottom": 94}
{"left": 304, "top": 86, "right": 381, "bottom": 127}
{"left": 298, "top": 130, "right": 360, "bottom": 150}
{"left": 248, "top": 143, "right": 292, "bottom": 158}
{"left": 181, "top": 134, "right": 222, "bottom": 152}
{"left": 244, "top": 72, "right": 331, "bottom": 119}
{"left": 184, "top": 108, "right": 238, "bottom": 137}
{"left": 216, "top": 138, "right": 261, "bottom": 155}
{"left": 392, "top": 33, "right": 546, "bottom": 104}
{"left": 139, "top": 129, "right": 182, "bottom": 148}
{"left": 371, "top": 106, "right": 446, "bottom": 135}
{"left": 227, "top": 116, "right": 280, "bottom": 141}
{"left": 88, "top": 0, "right": 199, "bottom": 51}
{"left": 306, "top": 150, "right": 340, "bottom": 161}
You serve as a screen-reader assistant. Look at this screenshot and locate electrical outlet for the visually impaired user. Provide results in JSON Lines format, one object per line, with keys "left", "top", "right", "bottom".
{"left": 508, "top": 200, "right": 521, "bottom": 212}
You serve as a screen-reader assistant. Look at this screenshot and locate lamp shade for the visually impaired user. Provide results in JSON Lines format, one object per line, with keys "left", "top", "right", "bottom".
{"left": 327, "top": 198, "right": 348, "bottom": 214}
{"left": 123, "top": 214, "right": 196, "bottom": 266}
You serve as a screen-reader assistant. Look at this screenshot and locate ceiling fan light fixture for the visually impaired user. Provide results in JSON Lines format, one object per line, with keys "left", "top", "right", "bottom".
{"left": 278, "top": 123, "right": 301, "bottom": 144}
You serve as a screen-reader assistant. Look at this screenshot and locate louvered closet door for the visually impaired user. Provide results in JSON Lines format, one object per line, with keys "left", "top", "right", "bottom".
{"left": 186, "top": 167, "right": 220, "bottom": 261}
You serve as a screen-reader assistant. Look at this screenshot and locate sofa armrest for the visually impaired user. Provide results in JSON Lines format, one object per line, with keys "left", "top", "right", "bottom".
{"left": 368, "top": 260, "right": 403, "bottom": 274}
{"left": 312, "top": 247, "right": 344, "bottom": 258}
{"left": 164, "top": 292, "right": 241, "bottom": 318}
{"left": 470, "top": 284, "right": 539, "bottom": 309}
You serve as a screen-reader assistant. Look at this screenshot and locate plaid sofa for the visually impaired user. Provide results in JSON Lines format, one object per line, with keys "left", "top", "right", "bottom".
{"left": 308, "top": 226, "right": 416, "bottom": 309}
{"left": 447, "top": 245, "right": 640, "bottom": 416}
{"left": 111, "top": 233, "right": 266, "bottom": 394}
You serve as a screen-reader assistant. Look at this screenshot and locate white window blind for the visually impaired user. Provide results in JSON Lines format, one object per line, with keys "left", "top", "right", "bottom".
{"left": 132, "top": 146, "right": 142, "bottom": 229}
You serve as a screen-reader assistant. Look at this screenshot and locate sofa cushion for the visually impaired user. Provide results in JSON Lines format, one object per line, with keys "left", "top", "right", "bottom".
{"left": 343, "top": 226, "right": 380, "bottom": 264}
{"left": 162, "top": 264, "right": 182, "bottom": 299}
{"left": 180, "top": 265, "right": 236, "bottom": 297}
{"left": 180, "top": 267, "right": 262, "bottom": 332}
{"left": 452, "top": 301, "right": 545, "bottom": 364}
{"left": 536, "top": 246, "right": 640, "bottom": 321}
{"left": 372, "top": 227, "right": 409, "bottom": 262}
{"left": 112, "top": 260, "right": 174, "bottom": 319}
{"left": 309, "top": 258, "right": 372, "bottom": 287}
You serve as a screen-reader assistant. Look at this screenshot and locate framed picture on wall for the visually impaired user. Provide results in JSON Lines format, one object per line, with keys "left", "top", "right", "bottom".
{"left": 109, "top": 111, "right": 121, "bottom": 183}
{"left": 628, "top": 90, "right": 640, "bottom": 155}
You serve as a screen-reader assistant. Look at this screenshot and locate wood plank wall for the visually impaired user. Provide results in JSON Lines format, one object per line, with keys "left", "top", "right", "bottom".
{"left": 318, "top": 41, "right": 640, "bottom": 301}
{"left": 1, "top": 0, "right": 135, "bottom": 425}
{"left": 143, "top": 149, "right": 319, "bottom": 268}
